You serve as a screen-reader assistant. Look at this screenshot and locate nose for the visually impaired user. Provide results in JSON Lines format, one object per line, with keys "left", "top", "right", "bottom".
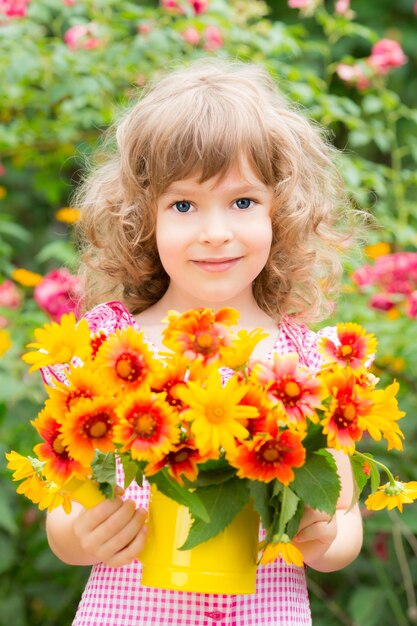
{"left": 199, "top": 208, "right": 233, "bottom": 246}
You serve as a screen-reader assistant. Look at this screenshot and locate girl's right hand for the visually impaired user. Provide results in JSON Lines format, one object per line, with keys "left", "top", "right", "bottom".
{"left": 73, "top": 496, "right": 148, "bottom": 568}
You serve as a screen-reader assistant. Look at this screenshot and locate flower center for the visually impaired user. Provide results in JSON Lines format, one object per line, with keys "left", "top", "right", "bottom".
{"left": 52, "top": 436, "right": 66, "bottom": 455}
{"left": 193, "top": 331, "right": 218, "bottom": 355}
{"left": 384, "top": 481, "right": 404, "bottom": 496}
{"left": 115, "top": 353, "right": 144, "bottom": 382}
{"left": 174, "top": 449, "right": 190, "bottom": 464}
{"left": 135, "top": 413, "right": 157, "bottom": 437}
{"left": 284, "top": 381, "right": 301, "bottom": 398}
{"left": 341, "top": 344, "right": 353, "bottom": 356}
{"left": 343, "top": 403, "right": 356, "bottom": 421}
{"left": 84, "top": 412, "right": 111, "bottom": 438}
{"left": 206, "top": 404, "right": 225, "bottom": 423}
{"left": 259, "top": 441, "right": 282, "bottom": 464}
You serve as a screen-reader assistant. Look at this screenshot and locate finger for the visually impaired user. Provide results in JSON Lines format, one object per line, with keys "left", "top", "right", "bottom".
{"left": 89, "top": 500, "right": 139, "bottom": 547}
{"left": 76, "top": 496, "right": 125, "bottom": 535}
{"left": 99, "top": 507, "right": 147, "bottom": 560}
{"left": 295, "top": 520, "right": 336, "bottom": 544}
{"left": 105, "top": 521, "right": 148, "bottom": 568}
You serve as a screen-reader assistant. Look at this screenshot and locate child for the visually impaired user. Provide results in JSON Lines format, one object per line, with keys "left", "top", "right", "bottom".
{"left": 45, "top": 59, "right": 364, "bottom": 626}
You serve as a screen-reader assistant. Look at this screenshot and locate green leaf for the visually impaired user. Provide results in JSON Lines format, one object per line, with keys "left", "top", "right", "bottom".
{"left": 350, "top": 454, "right": 370, "bottom": 497}
{"left": 180, "top": 478, "right": 250, "bottom": 550}
{"left": 291, "top": 451, "right": 340, "bottom": 515}
{"left": 248, "top": 480, "right": 273, "bottom": 531}
{"left": 120, "top": 455, "right": 144, "bottom": 490}
{"left": 285, "top": 500, "right": 305, "bottom": 540}
{"left": 91, "top": 451, "right": 117, "bottom": 499}
{"left": 185, "top": 465, "right": 236, "bottom": 488}
{"left": 273, "top": 486, "right": 300, "bottom": 536}
{"left": 148, "top": 470, "right": 209, "bottom": 523}
{"left": 301, "top": 423, "right": 327, "bottom": 452}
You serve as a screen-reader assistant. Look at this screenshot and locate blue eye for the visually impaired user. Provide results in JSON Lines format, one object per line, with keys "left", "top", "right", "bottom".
{"left": 173, "top": 201, "right": 191, "bottom": 213}
{"left": 236, "top": 198, "right": 252, "bottom": 210}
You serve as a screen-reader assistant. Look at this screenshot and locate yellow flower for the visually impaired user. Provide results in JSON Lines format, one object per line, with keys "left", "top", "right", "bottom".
{"left": 12, "top": 268, "right": 43, "bottom": 287}
{"left": 260, "top": 539, "right": 304, "bottom": 567}
{"left": 386, "top": 308, "right": 400, "bottom": 321}
{"left": 22, "top": 313, "right": 92, "bottom": 371}
{"left": 6, "top": 451, "right": 38, "bottom": 481}
{"left": 0, "top": 186, "right": 6, "bottom": 200}
{"left": 365, "top": 481, "right": 417, "bottom": 513}
{"left": 221, "top": 328, "right": 269, "bottom": 369}
{"left": 358, "top": 381, "right": 405, "bottom": 451}
{"left": 364, "top": 242, "right": 391, "bottom": 259}
{"left": 0, "top": 329, "right": 12, "bottom": 357}
{"left": 55, "top": 207, "right": 81, "bottom": 223}
{"left": 177, "top": 371, "right": 259, "bottom": 455}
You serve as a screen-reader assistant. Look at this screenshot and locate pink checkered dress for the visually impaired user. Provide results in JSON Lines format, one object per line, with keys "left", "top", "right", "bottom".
{"left": 42, "top": 301, "right": 337, "bottom": 626}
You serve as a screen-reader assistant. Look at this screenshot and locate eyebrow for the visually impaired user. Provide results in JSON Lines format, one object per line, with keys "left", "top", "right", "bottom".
{"left": 161, "top": 184, "right": 270, "bottom": 197}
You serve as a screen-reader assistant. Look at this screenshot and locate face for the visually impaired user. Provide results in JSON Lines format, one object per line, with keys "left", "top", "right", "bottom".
{"left": 155, "top": 159, "right": 273, "bottom": 311}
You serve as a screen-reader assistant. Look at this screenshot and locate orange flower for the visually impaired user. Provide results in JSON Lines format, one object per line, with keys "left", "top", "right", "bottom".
{"left": 59, "top": 397, "right": 118, "bottom": 465}
{"left": 94, "top": 326, "right": 157, "bottom": 391}
{"left": 55, "top": 207, "right": 81, "bottom": 224}
{"left": 150, "top": 356, "right": 188, "bottom": 409}
{"left": 227, "top": 427, "right": 305, "bottom": 484}
{"left": 12, "top": 268, "right": 43, "bottom": 287}
{"left": 251, "top": 352, "right": 324, "bottom": 429}
{"left": 237, "top": 382, "right": 276, "bottom": 436}
{"left": 162, "top": 307, "right": 238, "bottom": 363}
{"left": 319, "top": 323, "right": 377, "bottom": 370}
{"left": 320, "top": 368, "right": 367, "bottom": 453}
{"left": 114, "top": 388, "right": 180, "bottom": 461}
{"left": 145, "top": 439, "right": 211, "bottom": 485}
{"left": 45, "top": 364, "right": 109, "bottom": 419}
{"left": 32, "top": 408, "right": 90, "bottom": 485}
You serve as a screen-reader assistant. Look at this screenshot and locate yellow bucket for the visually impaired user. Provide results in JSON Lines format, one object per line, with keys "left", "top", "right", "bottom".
{"left": 140, "top": 485, "right": 260, "bottom": 594}
{"left": 63, "top": 478, "right": 260, "bottom": 594}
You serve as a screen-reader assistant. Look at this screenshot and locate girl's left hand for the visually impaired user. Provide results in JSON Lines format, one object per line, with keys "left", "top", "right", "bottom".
{"left": 293, "top": 506, "right": 338, "bottom": 566}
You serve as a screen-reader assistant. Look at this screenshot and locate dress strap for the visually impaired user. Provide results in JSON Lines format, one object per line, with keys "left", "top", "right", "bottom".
{"left": 279, "top": 316, "right": 310, "bottom": 366}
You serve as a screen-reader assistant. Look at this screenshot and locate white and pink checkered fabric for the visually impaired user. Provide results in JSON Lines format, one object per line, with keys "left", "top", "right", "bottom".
{"left": 42, "top": 301, "right": 338, "bottom": 626}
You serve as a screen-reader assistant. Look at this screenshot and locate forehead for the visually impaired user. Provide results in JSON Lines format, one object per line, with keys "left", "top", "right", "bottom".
{"left": 161, "top": 159, "right": 271, "bottom": 197}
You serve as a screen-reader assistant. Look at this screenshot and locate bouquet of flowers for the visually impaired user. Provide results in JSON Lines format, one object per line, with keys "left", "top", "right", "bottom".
{"left": 6, "top": 307, "right": 416, "bottom": 567}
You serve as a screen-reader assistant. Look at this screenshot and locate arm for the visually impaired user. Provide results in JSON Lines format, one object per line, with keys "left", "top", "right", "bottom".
{"left": 294, "top": 450, "right": 363, "bottom": 573}
{"left": 46, "top": 495, "right": 148, "bottom": 568}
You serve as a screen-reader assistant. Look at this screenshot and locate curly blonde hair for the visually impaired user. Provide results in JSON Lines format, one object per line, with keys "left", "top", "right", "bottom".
{"left": 75, "top": 58, "right": 362, "bottom": 323}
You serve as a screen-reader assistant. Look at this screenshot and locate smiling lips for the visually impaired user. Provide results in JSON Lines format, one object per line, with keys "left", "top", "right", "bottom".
{"left": 191, "top": 257, "right": 242, "bottom": 273}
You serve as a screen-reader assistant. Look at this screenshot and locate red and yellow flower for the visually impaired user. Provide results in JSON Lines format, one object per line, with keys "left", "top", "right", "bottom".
{"left": 150, "top": 356, "right": 188, "bottom": 408}
{"left": 45, "top": 363, "right": 109, "bottom": 418}
{"left": 251, "top": 352, "right": 324, "bottom": 429}
{"left": 32, "top": 408, "right": 90, "bottom": 484}
{"left": 145, "top": 439, "right": 211, "bottom": 485}
{"left": 227, "top": 425, "right": 305, "bottom": 484}
{"left": 114, "top": 388, "right": 180, "bottom": 461}
{"left": 59, "top": 396, "right": 118, "bottom": 464}
{"left": 94, "top": 326, "right": 157, "bottom": 391}
{"left": 177, "top": 370, "right": 259, "bottom": 455}
{"left": 319, "top": 323, "right": 377, "bottom": 371}
{"left": 162, "top": 307, "right": 238, "bottom": 363}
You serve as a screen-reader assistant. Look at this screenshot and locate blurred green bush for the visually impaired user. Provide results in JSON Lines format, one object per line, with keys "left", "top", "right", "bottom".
{"left": 1, "top": 1, "right": 416, "bottom": 624}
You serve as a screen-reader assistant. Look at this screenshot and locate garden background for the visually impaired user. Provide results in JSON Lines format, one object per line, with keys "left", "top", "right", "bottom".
{"left": 1, "top": 0, "right": 417, "bottom": 624}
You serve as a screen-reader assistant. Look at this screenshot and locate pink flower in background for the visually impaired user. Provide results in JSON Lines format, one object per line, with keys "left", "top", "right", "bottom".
{"left": 203, "top": 25, "right": 222, "bottom": 51}
{"left": 0, "top": 163, "right": 5, "bottom": 176}
{"left": 288, "top": 0, "right": 312, "bottom": 7}
{"left": 353, "top": 252, "right": 417, "bottom": 319}
{"left": 369, "top": 39, "right": 408, "bottom": 75}
{"left": 0, "top": 0, "right": 30, "bottom": 17}
{"left": 0, "top": 280, "right": 21, "bottom": 309}
{"left": 190, "top": 0, "right": 208, "bottom": 13}
{"left": 415, "top": 1, "right": 417, "bottom": 15}
{"left": 335, "top": 0, "right": 350, "bottom": 13}
{"left": 62, "top": 0, "right": 76, "bottom": 5}
{"left": 406, "top": 292, "right": 417, "bottom": 319}
{"left": 34, "top": 268, "right": 82, "bottom": 322}
{"left": 160, "top": 0, "right": 183, "bottom": 12}
{"left": 336, "top": 63, "right": 370, "bottom": 90}
{"left": 182, "top": 26, "right": 200, "bottom": 45}
{"left": 64, "top": 23, "right": 102, "bottom": 51}
{"left": 137, "top": 22, "right": 152, "bottom": 36}
{"left": 369, "top": 294, "right": 396, "bottom": 312}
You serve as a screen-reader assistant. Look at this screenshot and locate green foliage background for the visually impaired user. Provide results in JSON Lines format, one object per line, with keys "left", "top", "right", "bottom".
{"left": 0, "top": 1, "right": 416, "bottom": 624}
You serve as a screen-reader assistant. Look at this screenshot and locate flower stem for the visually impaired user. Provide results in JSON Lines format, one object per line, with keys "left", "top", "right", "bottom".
{"left": 353, "top": 450, "right": 396, "bottom": 486}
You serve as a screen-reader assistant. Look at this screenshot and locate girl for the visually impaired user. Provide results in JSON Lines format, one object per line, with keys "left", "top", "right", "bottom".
{"left": 45, "top": 59, "right": 364, "bottom": 625}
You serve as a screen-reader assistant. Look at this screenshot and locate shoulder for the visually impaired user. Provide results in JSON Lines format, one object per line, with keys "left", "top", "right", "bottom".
{"left": 278, "top": 316, "right": 338, "bottom": 372}
{"left": 83, "top": 300, "right": 138, "bottom": 334}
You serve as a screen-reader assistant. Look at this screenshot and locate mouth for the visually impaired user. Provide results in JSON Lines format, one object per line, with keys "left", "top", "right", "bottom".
{"left": 191, "top": 257, "right": 243, "bottom": 273}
